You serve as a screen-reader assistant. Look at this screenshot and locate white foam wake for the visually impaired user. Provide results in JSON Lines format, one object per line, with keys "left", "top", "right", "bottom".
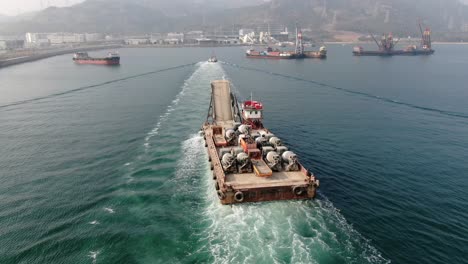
{"left": 103, "top": 207, "right": 115, "bottom": 214}
{"left": 143, "top": 62, "right": 204, "bottom": 150}
{"left": 172, "top": 119, "right": 390, "bottom": 263}
{"left": 88, "top": 250, "right": 99, "bottom": 264}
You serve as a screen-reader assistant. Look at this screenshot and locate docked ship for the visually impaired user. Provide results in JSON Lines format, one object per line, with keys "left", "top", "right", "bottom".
{"left": 73, "top": 52, "right": 120, "bottom": 65}
{"left": 353, "top": 23, "right": 434, "bottom": 56}
{"left": 245, "top": 27, "right": 326, "bottom": 59}
{"left": 202, "top": 80, "right": 320, "bottom": 204}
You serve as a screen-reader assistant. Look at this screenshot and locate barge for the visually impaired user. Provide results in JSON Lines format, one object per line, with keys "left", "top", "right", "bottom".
{"left": 73, "top": 52, "right": 120, "bottom": 65}
{"left": 303, "top": 46, "right": 327, "bottom": 58}
{"left": 246, "top": 48, "right": 294, "bottom": 59}
{"left": 245, "top": 25, "right": 326, "bottom": 60}
{"left": 353, "top": 23, "right": 434, "bottom": 56}
{"left": 202, "top": 80, "right": 319, "bottom": 204}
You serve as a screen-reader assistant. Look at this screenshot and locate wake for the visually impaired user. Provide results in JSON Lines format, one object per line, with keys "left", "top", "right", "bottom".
{"left": 160, "top": 63, "right": 391, "bottom": 263}
{"left": 175, "top": 133, "right": 390, "bottom": 264}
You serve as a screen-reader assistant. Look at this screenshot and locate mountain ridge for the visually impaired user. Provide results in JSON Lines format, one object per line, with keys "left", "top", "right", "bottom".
{"left": 1, "top": 0, "right": 468, "bottom": 40}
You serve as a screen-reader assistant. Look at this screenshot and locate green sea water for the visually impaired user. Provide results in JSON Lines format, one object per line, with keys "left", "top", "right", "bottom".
{"left": 1, "top": 46, "right": 467, "bottom": 263}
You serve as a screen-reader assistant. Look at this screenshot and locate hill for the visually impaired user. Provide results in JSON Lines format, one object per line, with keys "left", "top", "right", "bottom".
{"left": 1, "top": 0, "right": 468, "bottom": 40}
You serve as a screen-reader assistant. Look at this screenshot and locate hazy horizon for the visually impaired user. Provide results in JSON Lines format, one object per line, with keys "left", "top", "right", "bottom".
{"left": 0, "top": 0, "right": 85, "bottom": 16}
{"left": 2, "top": 0, "right": 465, "bottom": 17}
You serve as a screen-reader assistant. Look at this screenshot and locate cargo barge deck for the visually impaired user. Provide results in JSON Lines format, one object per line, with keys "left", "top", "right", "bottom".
{"left": 202, "top": 80, "right": 319, "bottom": 204}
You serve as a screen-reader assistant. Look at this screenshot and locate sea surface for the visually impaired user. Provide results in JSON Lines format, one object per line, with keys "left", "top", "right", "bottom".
{"left": 1, "top": 45, "right": 467, "bottom": 264}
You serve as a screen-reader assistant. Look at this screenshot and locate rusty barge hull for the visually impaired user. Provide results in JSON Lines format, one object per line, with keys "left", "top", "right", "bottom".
{"left": 303, "top": 52, "right": 327, "bottom": 59}
{"left": 353, "top": 50, "right": 434, "bottom": 56}
{"left": 202, "top": 80, "right": 319, "bottom": 205}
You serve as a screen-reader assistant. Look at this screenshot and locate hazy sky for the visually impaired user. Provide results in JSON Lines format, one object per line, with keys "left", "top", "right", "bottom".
{"left": 0, "top": 0, "right": 85, "bottom": 16}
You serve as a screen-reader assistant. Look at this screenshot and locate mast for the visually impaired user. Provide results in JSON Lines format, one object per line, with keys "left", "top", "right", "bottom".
{"left": 418, "top": 19, "right": 432, "bottom": 49}
{"left": 418, "top": 20, "right": 424, "bottom": 38}
{"left": 295, "top": 23, "right": 304, "bottom": 55}
{"left": 423, "top": 27, "right": 431, "bottom": 49}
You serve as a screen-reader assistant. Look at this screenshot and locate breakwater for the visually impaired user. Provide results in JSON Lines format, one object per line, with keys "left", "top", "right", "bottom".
{"left": 0, "top": 44, "right": 122, "bottom": 68}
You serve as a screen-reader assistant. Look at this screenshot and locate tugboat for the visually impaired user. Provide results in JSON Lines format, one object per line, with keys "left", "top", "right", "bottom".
{"left": 73, "top": 51, "right": 120, "bottom": 65}
{"left": 202, "top": 80, "right": 320, "bottom": 204}
{"left": 353, "top": 23, "right": 434, "bottom": 56}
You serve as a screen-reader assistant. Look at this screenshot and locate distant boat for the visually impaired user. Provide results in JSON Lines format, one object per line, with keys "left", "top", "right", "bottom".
{"left": 208, "top": 56, "right": 218, "bottom": 63}
{"left": 73, "top": 52, "right": 120, "bottom": 65}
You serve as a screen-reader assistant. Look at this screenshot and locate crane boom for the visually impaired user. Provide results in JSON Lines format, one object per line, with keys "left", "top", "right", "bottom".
{"left": 370, "top": 33, "right": 382, "bottom": 49}
{"left": 418, "top": 21, "right": 424, "bottom": 37}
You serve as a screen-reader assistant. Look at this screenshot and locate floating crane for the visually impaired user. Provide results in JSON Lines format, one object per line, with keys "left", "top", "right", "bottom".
{"left": 353, "top": 22, "right": 434, "bottom": 56}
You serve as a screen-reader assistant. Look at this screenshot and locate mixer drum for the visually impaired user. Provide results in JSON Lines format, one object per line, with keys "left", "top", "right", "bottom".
{"left": 269, "top": 137, "right": 282, "bottom": 147}
{"left": 225, "top": 129, "right": 235, "bottom": 139}
{"left": 266, "top": 151, "right": 280, "bottom": 164}
{"left": 221, "top": 153, "right": 236, "bottom": 172}
{"left": 238, "top": 125, "right": 251, "bottom": 135}
{"left": 266, "top": 151, "right": 282, "bottom": 171}
{"left": 282, "top": 151, "right": 297, "bottom": 162}
{"left": 237, "top": 152, "right": 249, "bottom": 163}
{"left": 282, "top": 151, "right": 299, "bottom": 171}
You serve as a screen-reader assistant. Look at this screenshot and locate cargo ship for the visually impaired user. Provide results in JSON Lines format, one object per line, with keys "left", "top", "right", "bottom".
{"left": 246, "top": 25, "right": 326, "bottom": 59}
{"left": 246, "top": 47, "right": 294, "bottom": 59}
{"left": 202, "top": 80, "right": 320, "bottom": 204}
{"left": 73, "top": 52, "right": 120, "bottom": 65}
{"left": 353, "top": 23, "right": 434, "bottom": 56}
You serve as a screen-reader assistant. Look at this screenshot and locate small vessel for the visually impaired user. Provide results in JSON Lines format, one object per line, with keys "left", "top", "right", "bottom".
{"left": 202, "top": 80, "right": 320, "bottom": 204}
{"left": 353, "top": 23, "right": 434, "bottom": 56}
{"left": 208, "top": 56, "right": 218, "bottom": 63}
{"left": 73, "top": 52, "right": 120, "bottom": 65}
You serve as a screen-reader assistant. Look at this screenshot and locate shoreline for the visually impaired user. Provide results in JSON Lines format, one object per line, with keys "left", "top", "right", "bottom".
{"left": 325, "top": 41, "right": 468, "bottom": 45}
{"left": 2, "top": 41, "right": 468, "bottom": 69}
